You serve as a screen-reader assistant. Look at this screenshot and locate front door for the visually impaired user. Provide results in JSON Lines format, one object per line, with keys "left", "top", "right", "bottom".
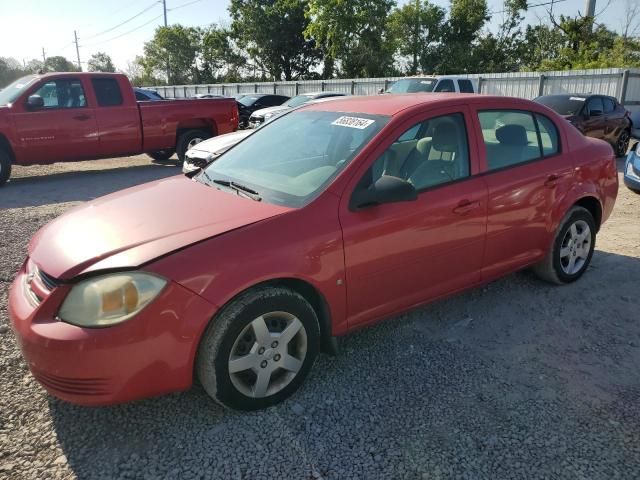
{"left": 11, "top": 77, "right": 99, "bottom": 163}
{"left": 582, "top": 96, "right": 606, "bottom": 140}
{"left": 339, "top": 108, "right": 487, "bottom": 327}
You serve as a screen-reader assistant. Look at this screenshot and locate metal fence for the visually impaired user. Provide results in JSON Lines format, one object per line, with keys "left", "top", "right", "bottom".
{"left": 151, "top": 68, "right": 640, "bottom": 107}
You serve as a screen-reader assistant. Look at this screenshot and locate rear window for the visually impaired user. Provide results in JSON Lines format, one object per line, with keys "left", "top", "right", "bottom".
{"left": 92, "top": 78, "right": 123, "bottom": 106}
{"left": 387, "top": 79, "right": 437, "bottom": 93}
{"left": 535, "top": 95, "right": 585, "bottom": 116}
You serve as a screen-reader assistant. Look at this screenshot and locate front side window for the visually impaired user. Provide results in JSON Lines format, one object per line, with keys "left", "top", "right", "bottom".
{"left": 32, "top": 79, "right": 86, "bottom": 109}
{"left": 479, "top": 110, "right": 559, "bottom": 171}
{"left": 364, "top": 113, "right": 470, "bottom": 191}
{"left": 92, "top": 78, "right": 123, "bottom": 106}
{"left": 434, "top": 79, "right": 455, "bottom": 92}
{"left": 586, "top": 97, "right": 604, "bottom": 116}
{"left": 201, "top": 110, "right": 389, "bottom": 207}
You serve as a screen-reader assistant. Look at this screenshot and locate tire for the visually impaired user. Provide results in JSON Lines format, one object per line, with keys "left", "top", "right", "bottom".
{"left": 196, "top": 286, "right": 320, "bottom": 411}
{"left": 532, "top": 206, "right": 596, "bottom": 285}
{"left": 0, "top": 148, "right": 11, "bottom": 187}
{"left": 147, "top": 149, "right": 175, "bottom": 162}
{"left": 615, "top": 129, "right": 630, "bottom": 157}
{"left": 176, "top": 129, "right": 211, "bottom": 162}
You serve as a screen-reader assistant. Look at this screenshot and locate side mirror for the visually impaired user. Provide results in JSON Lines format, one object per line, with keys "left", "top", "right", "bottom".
{"left": 26, "top": 95, "right": 44, "bottom": 109}
{"left": 350, "top": 175, "right": 417, "bottom": 210}
{"left": 590, "top": 109, "right": 603, "bottom": 117}
{"left": 378, "top": 88, "right": 385, "bottom": 94}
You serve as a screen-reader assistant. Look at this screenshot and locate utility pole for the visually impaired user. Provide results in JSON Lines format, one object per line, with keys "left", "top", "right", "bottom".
{"left": 163, "top": 0, "right": 170, "bottom": 84}
{"left": 585, "top": 0, "right": 596, "bottom": 17}
{"left": 74, "top": 30, "right": 82, "bottom": 71}
{"left": 41, "top": 48, "right": 46, "bottom": 65}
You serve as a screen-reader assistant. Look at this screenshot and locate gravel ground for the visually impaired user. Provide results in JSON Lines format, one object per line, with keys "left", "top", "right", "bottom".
{"left": 1, "top": 156, "right": 639, "bottom": 480}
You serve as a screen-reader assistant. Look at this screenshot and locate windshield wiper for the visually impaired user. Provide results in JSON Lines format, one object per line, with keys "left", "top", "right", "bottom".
{"left": 212, "top": 179, "right": 262, "bottom": 201}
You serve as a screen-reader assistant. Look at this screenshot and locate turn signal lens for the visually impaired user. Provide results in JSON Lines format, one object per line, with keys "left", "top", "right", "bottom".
{"left": 58, "top": 272, "right": 167, "bottom": 328}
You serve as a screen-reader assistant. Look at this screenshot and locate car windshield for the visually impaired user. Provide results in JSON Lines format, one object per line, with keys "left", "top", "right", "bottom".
{"left": 199, "top": 110, "right": 389, "bottom": 207}
{"left": 0, "top": 75, "right": 38, "bottom": 106}
{"left": 535, "top": 95, "right": 586, "bottom": 115}
{"left": 285, "top": 95, "right": 313, "bottom": 108}
{"left": 238, "top": 95, "right": 265, "bottom": 107}
{"left": 388, "top": 78, "right": 437, "bottom": 93}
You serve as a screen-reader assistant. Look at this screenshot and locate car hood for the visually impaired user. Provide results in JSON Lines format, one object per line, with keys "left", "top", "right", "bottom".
{"left": 28, "top": 175, "right": 291, "bottom": 280}
{"left": 188, "top": 130, "right": 253, "bottom": 156}
{"left": 251, "top": 105, "right": 289, "bottom": 118}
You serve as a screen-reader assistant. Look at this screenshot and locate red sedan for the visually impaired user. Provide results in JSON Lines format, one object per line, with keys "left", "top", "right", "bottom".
{"left": 9, "top": 94, "right": 618, "bottom": 410}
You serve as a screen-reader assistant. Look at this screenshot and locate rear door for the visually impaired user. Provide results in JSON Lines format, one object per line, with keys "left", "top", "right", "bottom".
{"left": 90, "top": 77, "right": 141, "bottom": 157}
{"left": 472, "top": 107, "right": 572, "bottom": 280}
{"left": 10, "top": 77, "right": 99, "bottom": 163}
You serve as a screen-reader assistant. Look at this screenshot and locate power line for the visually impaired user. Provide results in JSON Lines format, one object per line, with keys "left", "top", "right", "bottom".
{"left": 82, "top": 14, "right": 164, "bottom": 47}
{"left": 82, "top": 1, "right": 159, "bottom": 40}
{"left": 168, "top": 0, "right": 205, "bottom": 12}
{"left": 492, "top": 0, "right": 569, "bottom": 15}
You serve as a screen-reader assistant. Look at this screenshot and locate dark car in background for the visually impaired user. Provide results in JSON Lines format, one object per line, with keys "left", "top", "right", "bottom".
{"left": 535, "top": 94, "right": 631, "bottom": 157}
{"left": 134, "top": 87, "right": 164, "bottom": 101}
{"left": 236, "top": 93, "right": 289, "bottom": 128}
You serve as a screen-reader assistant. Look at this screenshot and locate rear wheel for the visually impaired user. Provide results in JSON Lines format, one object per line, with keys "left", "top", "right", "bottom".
{"left": 615, "top": 129, "right": 630, "bottom": 157}
{"left": 147, "top": 149, "right": 175, "bottom": 162}
{"left": 176, "top": 129, "right": 211, "bottom": 162}
{"left": 196, "top": 286, "right": 320, "bottom": 411}
{"left": 532, "top": 206, "right": 596, "bottom": 285}
{"left": 0, "top": 148, "right": 12, "bottom": 187}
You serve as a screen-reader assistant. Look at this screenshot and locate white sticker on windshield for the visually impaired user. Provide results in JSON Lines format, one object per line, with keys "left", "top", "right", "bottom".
{"left": 570, "top": 96, "right": 586, "bottom": 101}
{"left": 332, "top": 116, "right": 375, "bottom": 129}
{"left": 420, "top": 81, "right": 432, "bottom": 84}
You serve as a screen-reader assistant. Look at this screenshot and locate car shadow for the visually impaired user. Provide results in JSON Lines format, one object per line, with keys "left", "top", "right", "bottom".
{"left": 0, "top": 163, "right": 181, "bottom": 209}
{"left": 47, "top": 249, "right": 640, "bottom": 479}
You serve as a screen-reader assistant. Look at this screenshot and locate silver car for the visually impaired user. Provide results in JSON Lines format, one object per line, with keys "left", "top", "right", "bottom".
{"left": 183, "top": 130, "right": 253, "bottom": 174}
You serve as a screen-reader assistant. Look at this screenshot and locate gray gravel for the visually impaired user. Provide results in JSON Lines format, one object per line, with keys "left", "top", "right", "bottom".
{"left": 1, "top": 157, "right": 639, "bottom": 479}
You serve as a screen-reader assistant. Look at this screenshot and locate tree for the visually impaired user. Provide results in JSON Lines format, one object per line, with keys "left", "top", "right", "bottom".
{"left": 201, "top": 24, "right": 246, "bottom": 82}
{"left": 305, "top": 0, "right": 396, "bottom": 78}
{"left": 229, "top": 0, "right": 321, "bottom": 81}
{"left": 43, "top": 56, "right": 79, "bottom": 72}
{"left": 435, "top": 0, "right": 489, "bottom": 73}
{"left": 388, "top": 0, "right": 446, "bottom": 75}
{"left": 87, "top": 52, "right": 115, "bottom": 72}
{"left": 143, "top": 25, "right": 201, "bottom": 84}
{"left": 0, "top": 57, "right": 25, "bottom": 88}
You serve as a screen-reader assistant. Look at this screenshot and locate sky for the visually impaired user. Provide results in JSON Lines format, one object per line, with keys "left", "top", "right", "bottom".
{"left": 0, "top": 0, "right": 632, "bottom": 73}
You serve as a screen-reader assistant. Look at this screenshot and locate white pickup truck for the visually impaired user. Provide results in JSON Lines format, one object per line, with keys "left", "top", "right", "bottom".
{"left": 383, "top": 76, "right": 478, "bottom": 94}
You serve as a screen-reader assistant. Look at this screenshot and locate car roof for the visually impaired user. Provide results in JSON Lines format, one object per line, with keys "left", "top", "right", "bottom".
{"left": 538, "top": 93, "right": 615, "bottom": 100}
{"left": 302, "top": 93, "right": 523, "bottom": 116}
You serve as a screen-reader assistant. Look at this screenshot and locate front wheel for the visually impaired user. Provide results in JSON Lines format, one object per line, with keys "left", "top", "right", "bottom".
{"left": 0, "top": 148, "right": 12, "bottom": 187}
{"left": 176, "top": 129, "right": 211, "bottom": 162}
{"left": 196, "top": 286, "right": 320, "bottom": 410}
{"left": 147, "top": 149, "right": 175, "bottom": 162}
{"left": 532, "top": 206, "right": 596, "bottom": 285}
{"left": 615, "top": 129, "right": 631, "bottom": 157}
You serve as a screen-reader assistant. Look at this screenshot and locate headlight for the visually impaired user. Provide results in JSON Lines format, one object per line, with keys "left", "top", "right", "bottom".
{"left": 263, "top": 112, "right": 275, "bottom": 120}
{"left": 58, "top": 272, "right": 167, "bottom": 328}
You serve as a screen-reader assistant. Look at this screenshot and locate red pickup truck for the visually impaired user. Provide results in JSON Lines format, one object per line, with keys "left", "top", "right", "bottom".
{"left": 0, "top": 72, "right": 238, "bottom": 186}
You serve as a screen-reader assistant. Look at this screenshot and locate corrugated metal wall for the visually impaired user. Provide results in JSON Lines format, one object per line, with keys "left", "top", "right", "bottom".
{"left": 151, "top": 68, "right": 640, "bottom": 105}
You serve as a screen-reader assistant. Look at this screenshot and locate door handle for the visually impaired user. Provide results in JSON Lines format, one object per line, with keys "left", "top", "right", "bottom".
{"left": 453, "top": 200, "right": 480, "bottom": 215}
{"left": 544, "top": 173, "right": 565, "bottom": 188}
{"left": 73, "top": 114, "right": 90, "bottom": 121}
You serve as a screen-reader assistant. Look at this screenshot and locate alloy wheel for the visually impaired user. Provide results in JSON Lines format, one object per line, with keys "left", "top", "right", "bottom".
{"left": 187, "top": 137, "right": 204, "bottom": 150}
{"left": 559, "top": 220, "right": 591, "bottom": 275}
{"left": 228, "top": 312, "right": 307, "bottom": 398}
{"left": 617, "top": 131, "right": 630, "bottom": 156}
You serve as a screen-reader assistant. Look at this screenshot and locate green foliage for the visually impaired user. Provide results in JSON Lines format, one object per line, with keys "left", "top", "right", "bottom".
{"left": 87, "top": 52, "right": 115, "bottom": 73}
{"left": 305, "top": 0, "right": 396, "bottom": 77}
{"left": 43, "top": 56, "right": 79, "bottom": 73}
{"left": 387, "top": 0, "right": 446, "bottom": 74}
{"left": 230, "top": 0, "right": 321, "bottom": 80}
{"left": 143, "top": 25, "right": 201, "bottom": 84}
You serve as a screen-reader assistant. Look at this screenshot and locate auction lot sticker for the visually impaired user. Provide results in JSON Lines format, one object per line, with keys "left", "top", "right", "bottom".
{"left": 332, "top": 116, "right": 375, "bottom": 129}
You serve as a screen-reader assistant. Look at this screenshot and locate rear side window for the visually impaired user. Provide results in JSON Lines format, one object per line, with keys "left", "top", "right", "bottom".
{"left": 92, "top": 78, "right": 123, "bottom": 106}
{"left": 434, "top": 79, "right": 455, "bottom": 92}
{"left": 603, "top": 97, "right": 615, "bottom": 113}
{"left": 478, "top": 110, "right": 556, "bottom": 171}
{"left": 458, "top": 79, "right": 474, "bottom": 93}
{"left": 535, "top": 114, "right": 560, "bottom": 156}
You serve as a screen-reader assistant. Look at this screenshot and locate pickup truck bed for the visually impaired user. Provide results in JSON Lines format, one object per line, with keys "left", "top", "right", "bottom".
{"left": 0, "top": 72, "right": 238, "bottom": 186}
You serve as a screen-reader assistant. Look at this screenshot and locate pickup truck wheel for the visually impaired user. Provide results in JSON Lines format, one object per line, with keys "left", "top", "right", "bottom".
{"left": 0, "top": 149, "right": 11, "bottom": 187}
{"left": 177, "top": 130, "right": 211, "bottom": 162}
{"left": 147, "top": 149, "right": 175, "bottom": 162}
{"left": 615, "top": 129, "right": 630, "bottom": 157}
{"left": 196, "top": 286, "right": 320, "bottom": 411}
{"left": 532, "top": 206, "right": 596, "bottom": 285}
